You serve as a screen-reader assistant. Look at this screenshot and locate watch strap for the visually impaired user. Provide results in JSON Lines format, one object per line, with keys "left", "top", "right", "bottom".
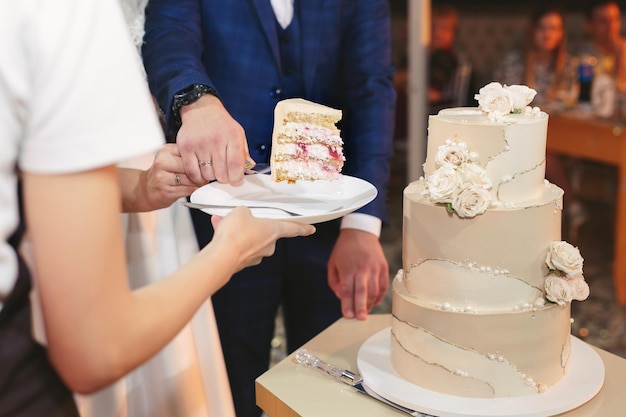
{"left": 171, "top": 84, "right": 219, "bottom": 128}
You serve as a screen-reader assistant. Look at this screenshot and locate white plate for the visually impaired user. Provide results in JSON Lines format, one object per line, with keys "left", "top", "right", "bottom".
{"left": 190, "top": 174, "right": 377, "bottom": 224}
{"left": 357, "top": 328, "right": 605, "bottom": 417}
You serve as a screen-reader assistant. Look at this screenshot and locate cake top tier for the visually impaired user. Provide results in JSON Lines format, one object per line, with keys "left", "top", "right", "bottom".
{"left": 423, "top": 85, "right": 549, "bottom": 209}
{"left": 436, "top": 107, "right": 547, "bottom": 125}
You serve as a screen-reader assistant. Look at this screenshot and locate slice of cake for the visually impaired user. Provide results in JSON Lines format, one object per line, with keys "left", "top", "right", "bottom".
{"left": 270, "top": 98, "right": 345, "bottom": 183}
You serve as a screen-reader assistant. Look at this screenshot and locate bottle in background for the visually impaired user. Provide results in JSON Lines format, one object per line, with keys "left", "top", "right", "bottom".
{"left": 556, "top": 60, "right": 580, "bottom": 109}
{"left": 577, "top": 54, "right": 597, "bottom": 103}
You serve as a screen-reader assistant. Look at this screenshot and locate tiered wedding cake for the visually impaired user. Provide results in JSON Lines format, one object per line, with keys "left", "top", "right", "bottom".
{"left": 391, "top": 83, "right": 589, "bottom": 398}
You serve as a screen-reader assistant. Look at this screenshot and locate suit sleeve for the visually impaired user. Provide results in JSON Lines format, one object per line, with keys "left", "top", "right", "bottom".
{"left": 340, "top": 0, "right": 396, "bottom": 223}
{"left": 142, "top": 0, "right": 216, "bottom": 132}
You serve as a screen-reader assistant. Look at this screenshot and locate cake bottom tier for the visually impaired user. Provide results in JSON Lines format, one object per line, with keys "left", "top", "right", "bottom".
{"left": 391, "top": 280, "right": 572, "bottom": 398}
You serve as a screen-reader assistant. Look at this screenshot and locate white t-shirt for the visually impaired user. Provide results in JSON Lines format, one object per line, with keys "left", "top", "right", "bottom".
{"left": 0, "top": 0, "right": 164, "bottom": 309}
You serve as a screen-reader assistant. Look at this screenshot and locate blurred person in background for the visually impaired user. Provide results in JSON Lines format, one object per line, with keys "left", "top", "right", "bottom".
{"left": 581, "top": 0, "right": 626, "bottom": 92}
{"left": 494, "top": 6, "right": 586, "bottom": 240}
{"left": 494, "top": 6, "right": 575, "bottom": 105}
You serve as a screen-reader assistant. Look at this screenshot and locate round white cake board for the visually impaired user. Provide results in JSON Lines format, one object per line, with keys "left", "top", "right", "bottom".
{"left": 357, "top": 328, "right": 604, "bottom": 417}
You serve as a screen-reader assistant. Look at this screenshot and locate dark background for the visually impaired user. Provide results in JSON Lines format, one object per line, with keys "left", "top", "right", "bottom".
{"left": 390, "top": 0, "right": 626, "bottom": 15}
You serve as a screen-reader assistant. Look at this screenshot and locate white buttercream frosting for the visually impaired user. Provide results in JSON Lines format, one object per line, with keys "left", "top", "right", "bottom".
{"left": 391, "top": 85, "right": 586, "bottom": 399}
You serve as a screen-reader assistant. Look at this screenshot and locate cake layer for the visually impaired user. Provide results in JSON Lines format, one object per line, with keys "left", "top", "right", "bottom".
{"left": 425, "top": 108, "right": 548, "bottom": 205}
{"left": 275, "top": 122, "right": 343, "bottom": 146}
{"left": 391, "top": 279, "right": 572, "bottom": 398}
{"left": 403, "top": 180, "right": 563, "bottom": 311}
{"left": 272, "top": 160, "right": 341, "bottom": 182}
{"left": 272, "top": 140, "right": 343, "bottom": 163}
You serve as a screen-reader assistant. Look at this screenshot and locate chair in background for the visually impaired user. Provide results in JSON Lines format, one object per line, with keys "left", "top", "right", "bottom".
{"left": 430, "top": 61, "right": 473, "bottom": 114}
{"left": 443, "top": 61, "right": 473, "bottom": 107}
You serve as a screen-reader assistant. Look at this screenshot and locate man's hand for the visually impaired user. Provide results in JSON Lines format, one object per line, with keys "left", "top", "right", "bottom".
{"left": 327, "top": 229, "right": 389, "bottom": 320}
{"left": 177, "top": 94, "right": 252, "bottom": 185}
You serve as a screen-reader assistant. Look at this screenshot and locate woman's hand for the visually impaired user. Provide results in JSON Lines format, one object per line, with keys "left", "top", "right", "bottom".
{"left": 209, "top": 207, "right": 316, "bottom": 273}
{"left": 120, "top": 144, "right": 200, "bottom": 212}
{"left": 143, "top": 143, "right": 200, "bottom": 208}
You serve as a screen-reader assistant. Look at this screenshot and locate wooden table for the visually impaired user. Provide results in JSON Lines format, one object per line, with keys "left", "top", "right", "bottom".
{"left": 547, "top": 113, "right": 626, "bottom": 305}
{"left": 256, "top": 314, "right": 626, "bottom": 417}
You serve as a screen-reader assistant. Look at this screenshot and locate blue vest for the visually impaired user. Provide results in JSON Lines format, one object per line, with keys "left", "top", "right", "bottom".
{"left": 276, "top": 3, "right": 305, "bottom": 98}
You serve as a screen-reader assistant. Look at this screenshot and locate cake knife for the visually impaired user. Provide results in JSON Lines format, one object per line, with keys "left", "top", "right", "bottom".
{"left": 244, "top": 162, "right": 271, "bottom": 175}
{"left": 295, "top": 349, "right": 432, "bottom": 416}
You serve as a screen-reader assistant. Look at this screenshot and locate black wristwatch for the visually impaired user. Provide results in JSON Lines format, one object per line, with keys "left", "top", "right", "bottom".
{"left": 171, "top": 84, "right": 219, "bottom": 128}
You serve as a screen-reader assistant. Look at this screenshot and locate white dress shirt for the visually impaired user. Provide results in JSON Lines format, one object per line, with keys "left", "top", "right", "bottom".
{"left": 270, "top": 0, "right": 294, "bottom": 29}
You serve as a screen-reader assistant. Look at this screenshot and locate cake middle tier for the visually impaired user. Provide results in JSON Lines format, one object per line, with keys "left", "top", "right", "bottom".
{"left": 403, "top": 181, "right": 563, "bottom": 312}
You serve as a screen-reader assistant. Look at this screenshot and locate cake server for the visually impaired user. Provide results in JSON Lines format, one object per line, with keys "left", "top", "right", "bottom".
{"left": 295, "top": 349, "right": 431, "bottom": 416}
{"left": 244, "top": 162, "right": 271, "bottom": 175}
{"left": 181, "top": 201, "right": 310, "bottom": 217}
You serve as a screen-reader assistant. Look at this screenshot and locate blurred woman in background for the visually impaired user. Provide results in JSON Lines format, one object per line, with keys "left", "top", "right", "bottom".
{"left": 495, "top": 6, "right": 586, "bottom": 240}
{"left": 494, "top": 6, "right": 575, "bottom": 105}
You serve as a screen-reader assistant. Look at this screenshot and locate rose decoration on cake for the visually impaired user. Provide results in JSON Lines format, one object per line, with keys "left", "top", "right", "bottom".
{"left": 544, "top": 276, "right": 573, "bottom": 306}
{"left": 507, "top": 85, "right": 537, "bottom": 110}
{"left": 546, "top": 241, "right": 584, "bottom": 275}
{"left": 427, "top": 165, "right": 462, "bottom": 203}
{"left": 544, "top": 241, "right": 589, "bottom": 305}
{"left": 434, "top": 140, "right": 472, "bottom": 167}
{"left": 567, "top": 274, "right": 591, "bottom": 301}
{"left": 452, "top": 187, "right": 491, "bottom": 218}
{"left": 424, "top": 139, "right": 492, "bottom": 218}
{"left": 458, "top": 163, "right": 491, "bottom": 190}
{"left": 474, "top": 82, "right": 537, "bottom": 121}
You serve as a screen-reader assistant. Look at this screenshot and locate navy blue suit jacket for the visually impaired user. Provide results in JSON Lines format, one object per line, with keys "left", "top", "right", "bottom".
{"left": 143, "top": 0, "right": 396, "bottom": 221}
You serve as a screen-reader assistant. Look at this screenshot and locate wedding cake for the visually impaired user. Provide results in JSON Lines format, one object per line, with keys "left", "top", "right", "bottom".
{"left": 391, "top": 83, "right": 589, "bottom": 398}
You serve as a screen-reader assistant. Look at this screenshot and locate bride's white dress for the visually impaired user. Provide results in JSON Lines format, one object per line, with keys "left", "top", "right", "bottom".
{"left": 75, "top": 198, "right": 234, "bottom": 417}
{"left": 74, "top": 2, "right": 236, "bottom": 416}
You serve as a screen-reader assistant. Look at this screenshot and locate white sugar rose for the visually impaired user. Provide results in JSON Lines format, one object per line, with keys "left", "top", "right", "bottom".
{"left": 567, "top": 275, "right": 590, "bottom": 301}
{"left": 546, "top": 241, "right": 584, "bottom": 277}
{"left": 474, "top": 82, "right": 513, "bottom": 116}
{"left": 435, "top": 141, "right": 470, "bottom": 168}
{"left": 507, "top": 84, "right": 537, "bottom": 112}
{"left": 452, "top": 187, "right": 491, "bottom": 218}
{"left": 545, "top": 276, "right": 572, "bottom": 306}
{"left": 427, "top": 165, "right": 462, "bottom": 203}
{"left": 458, "top": 163, "right": 492, "bottom": 190}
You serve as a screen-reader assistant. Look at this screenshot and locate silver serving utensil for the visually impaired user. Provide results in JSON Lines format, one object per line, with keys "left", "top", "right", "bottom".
{"left": 182, "top": 201, "right": 343, "bottom": 217}
{"left": 295, "top": 349, "right": 432, "bottom": 416}
{"left": 182, "top": 201, "right": 304, "bottom": 216}
{"left": 244, "top": 162, "right": 271, "bottom": 175}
